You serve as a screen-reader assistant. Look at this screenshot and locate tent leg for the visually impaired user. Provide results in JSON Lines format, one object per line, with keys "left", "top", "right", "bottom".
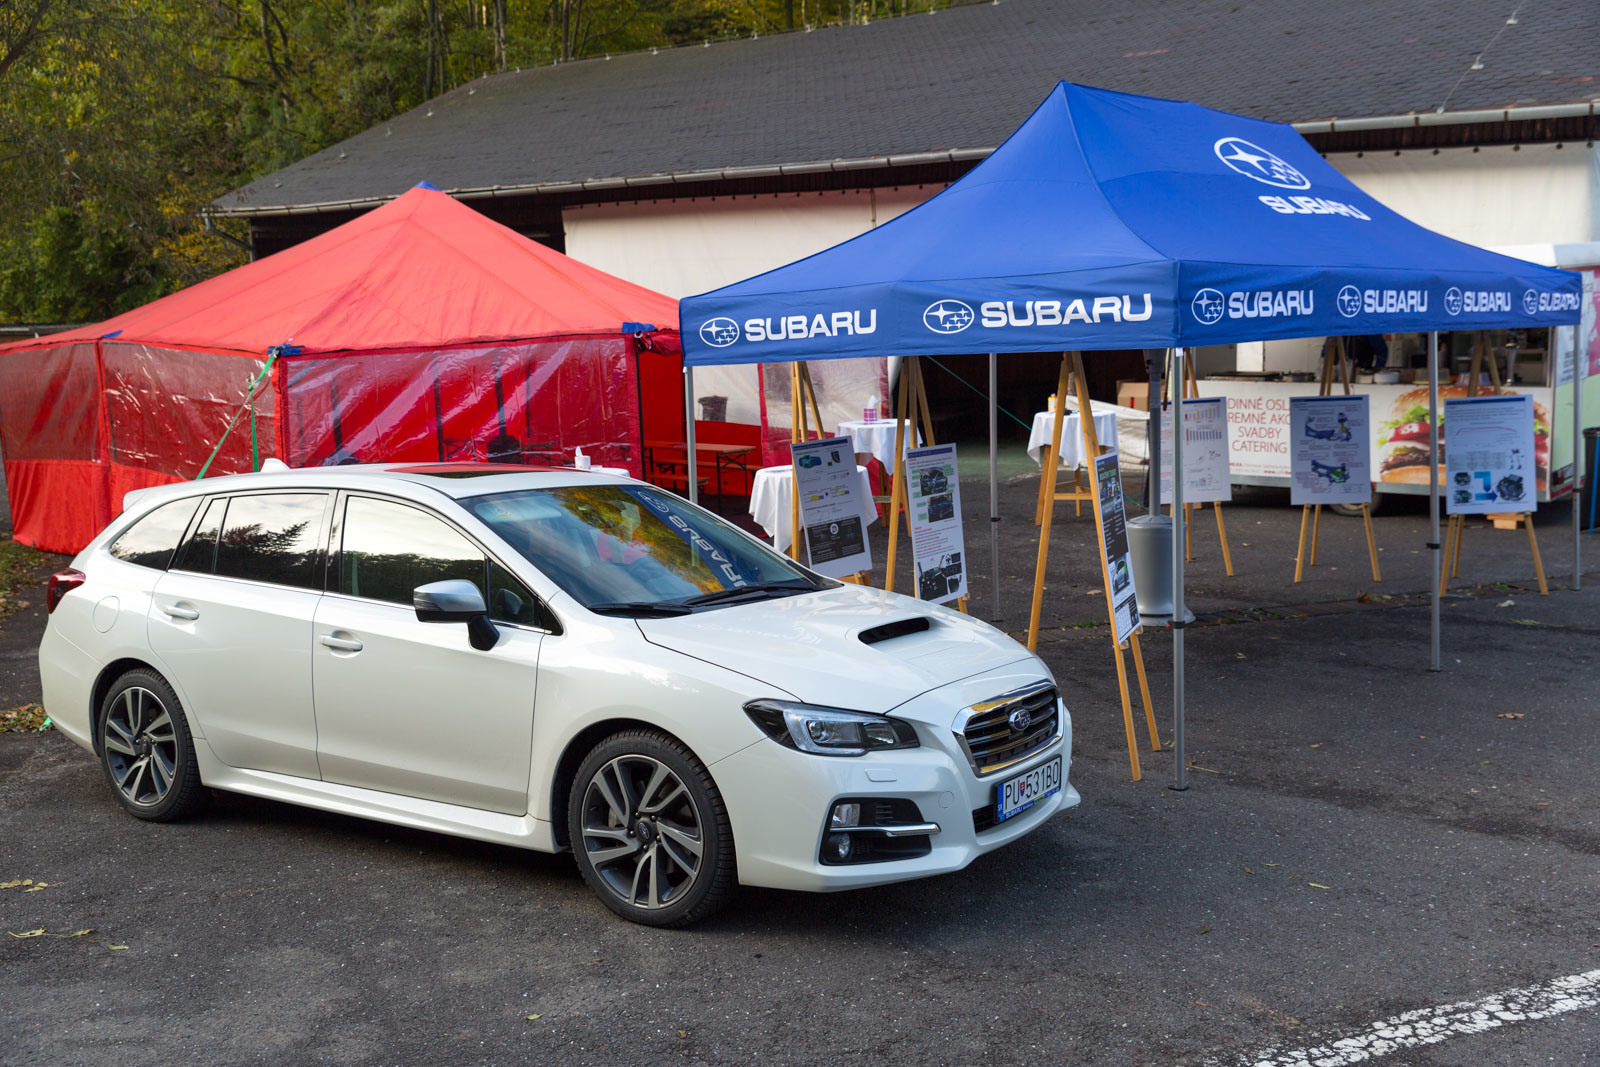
{"left": 1170, "top": 347, "right": 1188, "bottom": 791}
{"left": 1429, "top": 332, "right": 1442, "bottom": 672}
{"left": 989, "top": 353, "right": 1001, "bottom": 622}
{"left": 1573, "top": 323, "right": 1584, "bottom": 591}
{"left": 684, "top": 366, "right": 698, "bottom": 505}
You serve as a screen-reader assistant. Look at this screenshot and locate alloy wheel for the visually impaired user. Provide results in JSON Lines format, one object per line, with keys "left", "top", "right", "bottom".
{"left": 102, "top": 686, "right": 178, "bottom": 808}
{"left": 578, "top": 754, "right": 705, "bottom": 911}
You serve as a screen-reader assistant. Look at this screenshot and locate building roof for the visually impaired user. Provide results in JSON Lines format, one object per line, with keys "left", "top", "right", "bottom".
{"left": 213, "top": 0, "right": 1600, "bottom": 216}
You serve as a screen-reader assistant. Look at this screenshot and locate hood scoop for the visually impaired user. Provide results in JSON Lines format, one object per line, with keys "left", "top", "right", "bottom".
{"left": 859, "top": 616, "right": 933, "bottom": 646}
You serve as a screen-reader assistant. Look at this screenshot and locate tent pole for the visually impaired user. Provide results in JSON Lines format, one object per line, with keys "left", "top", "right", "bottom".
{"left": 989, "top": 353, "right": 1000, "bottom": 621}
{"left": 684, "top": 365, "right": 698, "bottom": 505}
{"left": 1429, "top": 331, "right": 1441, "bottom": 672}
{"left": 1573, "top": 323, "right": 1583, "bottom": 591}
{"left": 1170, "top": 346, "right": 1187, "bottom": 791}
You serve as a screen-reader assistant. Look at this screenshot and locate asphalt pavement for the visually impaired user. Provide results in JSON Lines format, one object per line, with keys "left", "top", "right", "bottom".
{"left": 3, "top": 467, "right": 1598, "bottom": 1065}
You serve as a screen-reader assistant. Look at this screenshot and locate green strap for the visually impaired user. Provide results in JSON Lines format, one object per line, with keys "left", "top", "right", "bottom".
{"left": 196, "top": 351, "right": 280, "bottom": 480}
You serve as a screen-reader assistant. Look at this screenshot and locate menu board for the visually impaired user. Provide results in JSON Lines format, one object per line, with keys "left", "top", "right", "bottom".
{"left": 1289, "top": 395, "right": 1372, "bottom": 506}
{"left": 904, "top": 444, "right": 967, "bottom": 604}
{"left": 791, "top": 436, "right": 873, "bottom": 578}
{"left": 1444, "top": 395, "right": 1538, "bottom": 515}
{"left": 1157, "top": 396, "right": 1233, "bottom": 506}
{"left": 1094, "top": 451, "right": 1141, "bottom": 644}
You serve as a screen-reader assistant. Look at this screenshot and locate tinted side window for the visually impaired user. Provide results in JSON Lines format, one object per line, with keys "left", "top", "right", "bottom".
{"left": 172, "top": 497, "right": 225, "bottom": 574}
{"left": 214, "top": 494, "right": 328, "bottom": 589}
{"left": 341, "top": 497, "right": 484, "bottom": 606}
{"left": 108, "top": 498, "right": 201, "bottom": 570}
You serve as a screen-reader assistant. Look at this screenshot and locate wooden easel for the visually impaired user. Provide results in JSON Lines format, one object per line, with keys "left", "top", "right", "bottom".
{"left": 882, "top": 357, "right": 969, "bottom": 613}
{"left": 787, "top": 361, "right": 868, "bottom": 585}
{"left": 1028, "top": 352, "right": 1160, "bottom": 781}
{"left": 1293, "top": 337, "right": 1382, "bottom": 583}
{"left": 1439, "top": 333, "right": 1547, "bottom": 595}
{"left": 1166, "top": 351, "right": 1234, "bottom": 575}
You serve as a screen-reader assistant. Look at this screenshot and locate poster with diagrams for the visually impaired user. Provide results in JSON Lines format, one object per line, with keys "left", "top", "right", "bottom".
{"left": 1094, "top": 450, "right": 1141, "bottom": 645}
{"left": 904, "top": 443, "right": 967, "bottom": 604}
{"left": 1289, "top": 395, "right": 1371, "bottom": 506}
{"left": 1443, "top": 394, "right": 1537, "bottom": 515}
{"left": 791, "top": 436, "right": 873, "bottom": 578}
{"left": 1157, "top": 397, "right": 1233, "bottom": 506}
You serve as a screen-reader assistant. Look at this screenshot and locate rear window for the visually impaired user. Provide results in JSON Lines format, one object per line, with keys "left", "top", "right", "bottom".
{"left": 108, "top": 498, "right": 201, "bottom": 570}
{"left": 214, "top": 493, "right": 328, "bottom": 589}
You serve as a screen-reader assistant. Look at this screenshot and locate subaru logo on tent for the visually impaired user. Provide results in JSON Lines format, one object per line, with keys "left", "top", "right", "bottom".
{"left": 1444, "top": 287, "right": 1464, "bottom": 316}
{"left": 1522, "top": 289, "right": 1540, "bottom": 315}
{"left": 699, "top": 317, "right": 740, "bottom": 348}
{"left": 1191, "top": 288, "right": 1225, "bottom": 325}
{"left": 1336, "top": 286, "right": 1362, "bottom": 318}
{"left": 923, "top": 300, "right": 974, "bottom": 334}
{"left": 1214, "top": 137, "right": 1312, "bottom": 190}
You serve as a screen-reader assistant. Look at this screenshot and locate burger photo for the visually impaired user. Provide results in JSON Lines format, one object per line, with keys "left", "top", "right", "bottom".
{"left": 1377, "top": 386, "right": 1551, "bottom": 490}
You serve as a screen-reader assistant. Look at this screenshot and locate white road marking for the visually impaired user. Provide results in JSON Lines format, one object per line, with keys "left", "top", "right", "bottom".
{"left": 1217, "top": 968, "right": 1600, "bottom": 1067}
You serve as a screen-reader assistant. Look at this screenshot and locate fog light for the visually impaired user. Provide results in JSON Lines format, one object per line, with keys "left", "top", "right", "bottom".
{"left": 830, "top": 802, "right": 861, "bottom": 829}
{"left": 827, "top": 832, "right": 853, "bottom": 861}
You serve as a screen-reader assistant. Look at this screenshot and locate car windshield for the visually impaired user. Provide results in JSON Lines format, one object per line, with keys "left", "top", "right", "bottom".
{"left": 466, "top": 485, "right": 828, "bottom": 611}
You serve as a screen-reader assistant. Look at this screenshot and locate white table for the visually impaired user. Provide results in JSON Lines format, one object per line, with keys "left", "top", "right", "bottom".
{"left": 835, "top": 419, "right": 922, "bottom": 475}
{"left": 749, "top": 463, "right": 877, "bottom": 553}
{"left": 1027, "top": 409, "right": 1120, "bottom": 469}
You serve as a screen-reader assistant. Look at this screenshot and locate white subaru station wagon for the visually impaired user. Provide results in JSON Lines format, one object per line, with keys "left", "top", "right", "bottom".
{"left": 40, "top": 463, "right": 1078, "bottom": 926}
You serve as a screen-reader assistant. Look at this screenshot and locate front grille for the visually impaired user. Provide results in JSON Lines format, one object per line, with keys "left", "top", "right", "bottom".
{"left": 955, "top": 682, "right": 1060, "bottom": 777}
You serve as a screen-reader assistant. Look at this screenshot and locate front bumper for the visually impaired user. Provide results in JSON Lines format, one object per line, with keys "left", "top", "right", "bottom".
{"left": 711, "top": 665, "right": 1080, "bottom": 893}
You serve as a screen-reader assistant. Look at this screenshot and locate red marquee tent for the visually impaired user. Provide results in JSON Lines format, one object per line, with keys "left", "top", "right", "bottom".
{"left": 0, "top": 185, "right": 682, "bottom": 553}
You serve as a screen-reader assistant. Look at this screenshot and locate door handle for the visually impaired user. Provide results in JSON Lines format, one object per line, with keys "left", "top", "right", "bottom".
{"left": 161, "top": 603, "right": 200, "bottom": 621}
{"left": 318, "top": 633, "right": 364, "bottom": 653}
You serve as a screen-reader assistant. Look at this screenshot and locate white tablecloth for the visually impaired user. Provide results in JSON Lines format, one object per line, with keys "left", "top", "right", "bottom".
{"left": 1027, "top": 409, "right": 1120, "bottom": 469}
{"left": 835, "top": 419, "right": 921, "bottom": 475}
{"left": 749, "top": 464, "right": 876, "bottom": 553}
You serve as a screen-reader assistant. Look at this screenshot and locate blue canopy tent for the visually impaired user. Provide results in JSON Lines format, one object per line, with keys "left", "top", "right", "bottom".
{"left": 680, "top": 82, "right": 1583, "bottom": 785}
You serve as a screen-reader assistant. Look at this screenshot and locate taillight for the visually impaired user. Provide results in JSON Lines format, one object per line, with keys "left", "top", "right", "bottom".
{"left": 46, "top": 569, "right": 86, "bottom": 614}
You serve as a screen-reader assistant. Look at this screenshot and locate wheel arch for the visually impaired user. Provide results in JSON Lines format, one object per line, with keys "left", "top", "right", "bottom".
{"left": 549, "top": 718, "right": 702, "bottom": 850}
{"left": 89, "top": 658, "right": 168, "bottom": 756}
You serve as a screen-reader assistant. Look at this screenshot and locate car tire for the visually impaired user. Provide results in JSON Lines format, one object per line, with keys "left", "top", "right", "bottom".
{"left": 97, "top": 669, "right": 206, "bottom": 822}
{"left": 567, "top": 729, "right": 735, "bottom": 927}
{"left": 1330, "top": 496, "right": 1383, "bottom": 518}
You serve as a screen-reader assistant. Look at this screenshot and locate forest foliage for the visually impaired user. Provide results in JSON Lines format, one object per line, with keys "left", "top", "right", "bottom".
{"left": 0, "top": 0, "right": 952, "bottom": 322}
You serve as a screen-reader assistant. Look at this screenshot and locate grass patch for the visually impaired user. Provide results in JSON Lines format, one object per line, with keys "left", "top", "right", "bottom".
{"left": 0, "top": 539, "right": 49, "bottom": 621}
{"left": 0, "top": 703, "right": 51, "bottom": 733}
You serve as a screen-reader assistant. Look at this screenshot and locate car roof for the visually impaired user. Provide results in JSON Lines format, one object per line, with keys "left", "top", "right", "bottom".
{"left": 121, "top": 462, "right": 637, "bottom": 514}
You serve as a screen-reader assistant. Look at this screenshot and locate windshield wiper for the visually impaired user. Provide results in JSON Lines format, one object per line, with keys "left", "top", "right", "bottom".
{"left": 674, "top": 581, "right": 819, "bottom": 608}
{"left": 587, "top": 601, "right": 693, "bottom": 617}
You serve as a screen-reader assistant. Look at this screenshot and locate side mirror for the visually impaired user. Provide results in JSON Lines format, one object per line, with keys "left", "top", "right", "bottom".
{"left": 414, "top": 579, "right": 500, "bottom": 651}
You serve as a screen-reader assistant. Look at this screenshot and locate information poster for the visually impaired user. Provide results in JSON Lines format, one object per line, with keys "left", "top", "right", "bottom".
{"left": 904, "top": 444, "right": 967, "bottom": 604}
{"left": 1157, "top": 396, "right": 1233, "bottom": 506}
{"left": 1093, "top": 451, "right": 1141, "bottom": 644}
{"left": 1444, "top": 395, "right": 1538, "bottom": 515}
{"left": 791, "top": 436, "right": 873, "bottom": 578}
{"left": 1289, "top": 395, "right": 1372, "bottom": 505}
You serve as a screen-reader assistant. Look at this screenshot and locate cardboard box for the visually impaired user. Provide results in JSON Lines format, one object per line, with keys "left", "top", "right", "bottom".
{"left": 1117, "top": 379, "right": 1150, "bottom": 411}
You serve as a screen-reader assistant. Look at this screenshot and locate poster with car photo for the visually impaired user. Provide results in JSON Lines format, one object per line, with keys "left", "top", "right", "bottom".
{"left": 1443, "top": 394, "right": 1537, "bottom": 515}
{"left": 1289, "top": 395, "right": 1371, "bottom": 506}
{"left": 1093, "top": 450, "right": 1141, "bottom": 645}
{"left": 904, "top": 444, "right": 967, "bottom": 604}
{"left": 791, "top": 435, "right": 873, "bottom": 578}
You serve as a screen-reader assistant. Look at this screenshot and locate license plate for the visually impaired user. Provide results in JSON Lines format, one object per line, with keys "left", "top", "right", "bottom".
{"left": 996, "top": 756, "right": 1062, "bottom": 822}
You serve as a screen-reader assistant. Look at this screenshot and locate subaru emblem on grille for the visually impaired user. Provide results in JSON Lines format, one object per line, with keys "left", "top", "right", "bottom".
{"left": 1008, "top": 708, "right": 1032, "bottom": 733}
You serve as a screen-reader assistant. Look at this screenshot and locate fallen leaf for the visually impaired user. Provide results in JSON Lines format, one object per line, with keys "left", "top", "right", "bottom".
{"left": 69, "top": 929, "right": 92, "bottom": 937}
{"left": 1497, "top": 599, "right": 1515, "bottom": 608}
{"left": 1480, "top": 760, "right": 1492, "bottom": 765}
{"left": 9, "top": 929, "right": 46, "bottom": 938}
{"left": 1356, "top": 592, "right": 1372, "bottom": 603}
{"left": 1234, "top": 652, "right": 1247, "bottom": 659}
{"left": 1538, "top": 802, "right": 1551, "bottom": 807}
{"left": 1195, "top": 1000, "right": 1211, "bottom": 1007}
{"left": 524, "top": 1014, "right": 543, "bottom": 1021}
{"left": 1512, "top": 619, "right": 1542, "bottom": 626}
{"left": 677, "top": 1030, "right": 689, "bottom": 1039}
{"left": 1263, "top": 862, "right": 1280, "bottom": 867}
{"left": 22, "top": 882, "right": 51, "bottom": 892}
{"left": 108, "top": 944, "right": 129, "bottom": 951}
{"left": 1497, "top": 713, "right": 1524, "bottom": 720}
{"left": 1307, "top": 883, "right": 1331, "bottom": 890}
{"left": 1197, "top": 925, "right": 1211, "bottom": 935}
{"left": 1310, "top": 743, "right": 1321, "bottom": 749}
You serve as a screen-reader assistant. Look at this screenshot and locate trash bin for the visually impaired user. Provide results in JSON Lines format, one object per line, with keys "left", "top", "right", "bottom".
{"left": 1584, "top": 427, "right": 1600, "bottom": 532}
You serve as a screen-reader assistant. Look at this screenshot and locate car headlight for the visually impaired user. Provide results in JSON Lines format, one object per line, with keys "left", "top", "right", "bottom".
{"left": 743, "top": 699, "right": 919, "bottom": 757}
